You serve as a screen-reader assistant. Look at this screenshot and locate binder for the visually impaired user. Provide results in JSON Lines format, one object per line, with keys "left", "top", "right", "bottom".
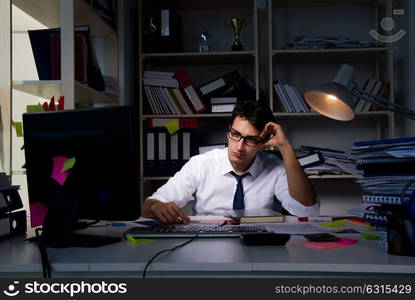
{"left": 199, "top": 70, "right": 241, "bottom": 97}
{"left": 175, "top": 70, "right": 207, "bottom": 113}
{"left": 144, "top": 131, "right": 193, "bottom": 176}
{"left": 363, "top": 195, "right": 410, "bottom": 205}
{"left": 354, "top": 137, "right": 415, "bottom": 147}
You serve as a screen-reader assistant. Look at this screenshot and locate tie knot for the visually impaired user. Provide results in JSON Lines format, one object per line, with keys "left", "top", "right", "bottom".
{"left": 231, "top": 171, "right": 248, "bottom": 182}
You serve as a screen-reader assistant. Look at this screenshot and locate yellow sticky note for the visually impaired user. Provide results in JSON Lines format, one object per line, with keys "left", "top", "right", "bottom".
{"left": 164, "top": 120, "right": 180, "bottom": 135}
{"left": 320, "top": 220, "right": 346, "bottom": 227}
{"left": 61, "top": 157, "right": 76, "bottom": 172}
{"left": 26, "top": 104, "right": 44, "bottom": 112}
{"left": 12, "top": 121, "right": 23, "bottom": 137}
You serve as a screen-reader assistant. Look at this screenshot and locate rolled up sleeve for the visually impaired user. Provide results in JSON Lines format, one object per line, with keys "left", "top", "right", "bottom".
{"left": 274, "top": 169, "right": 320, "bottom": 217}
{"left": 146, "top": 157, "right": 198, "bottom": 208}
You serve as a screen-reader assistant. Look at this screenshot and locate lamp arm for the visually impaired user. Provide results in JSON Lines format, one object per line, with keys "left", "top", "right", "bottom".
{"left": 353, "top": 88, "right": 415, "bottom": 121}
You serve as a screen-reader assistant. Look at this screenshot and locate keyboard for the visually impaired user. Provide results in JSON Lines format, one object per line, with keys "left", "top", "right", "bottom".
{"left": 124, "top": 224, "right": 269, "bottom": 238}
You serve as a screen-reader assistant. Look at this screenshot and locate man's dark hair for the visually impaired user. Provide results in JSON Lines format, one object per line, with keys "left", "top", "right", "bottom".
{"left": 230, "top": 100, "right": 276, "bottom": 132}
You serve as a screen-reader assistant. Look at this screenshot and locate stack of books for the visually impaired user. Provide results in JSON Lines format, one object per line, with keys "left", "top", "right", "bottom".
{"left": 350, "top": 137, "right": 415, "bottom": 255}
{"left": 354, "top": 79, "right": 389, "bottom": 113}
{"left": 295, "top": 145, "right": 361, "bottom": 176}
{"left": 198, "top": 70, "right": 242, "bottom": 113}
{"left": 273, "top": 80, "right": 310, "bottom": 113}
{"left": 143, "top": 70, "right": 206, "bottom": 115}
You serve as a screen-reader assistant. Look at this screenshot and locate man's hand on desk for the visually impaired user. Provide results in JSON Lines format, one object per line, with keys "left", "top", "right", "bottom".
{"left": 149, "top": 201, "right": 190, "bottom": 224}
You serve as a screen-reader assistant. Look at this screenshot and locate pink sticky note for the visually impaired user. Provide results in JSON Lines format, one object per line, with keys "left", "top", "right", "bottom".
{"left": 30, "top": 202, "right": 48, "bottom": 228}
{"left": 51, "top": 156, "right": 70, "bottom": 186}
{"left": 304, "top": 238, "right": 358, "bottom": 250}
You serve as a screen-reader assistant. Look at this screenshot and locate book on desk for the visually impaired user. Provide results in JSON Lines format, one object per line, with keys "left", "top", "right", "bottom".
{"left": 224, "top": 208, "right": 285, "bottom": 223}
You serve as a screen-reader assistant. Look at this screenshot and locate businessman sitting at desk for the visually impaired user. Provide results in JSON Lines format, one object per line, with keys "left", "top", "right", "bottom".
{"left": 142, "top": 100, "right": 319, "bottom": 223}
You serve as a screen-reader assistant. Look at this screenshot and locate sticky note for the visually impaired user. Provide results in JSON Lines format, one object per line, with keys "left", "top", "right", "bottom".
{"left": 12, "top": 121, "right": 23, "bottom": 137}
{"left": 61, "top": 157, "right": 76, "bottom": 172}
{"left": 304, "top": 237, "right": 358, "bottom": 250}
{"left": 26, "top": 104, "right": 44, "bottom": 112}
{"left": 320, "top": 220, "right": 346, "bottom": 227}
{"left": 30, "top": 202, "right": 48, "bottom": 228}
{"left": 164, "top": 120, "right": 180, "bottom": 135}
{"left": 125, "top": 234, "right": 154, "bottom": 246}
{"left": 51, "top": 156, "right": 70, "bottom": 186}
{"left": 361, "top": 233, "right": 380, "bottom": 240}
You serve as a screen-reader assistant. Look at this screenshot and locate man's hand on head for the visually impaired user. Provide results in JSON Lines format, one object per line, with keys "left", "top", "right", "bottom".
{"left": 259, "top": 122, "right": 291, "bottom": 150}
{"left": 150, "top": 201, "right": 190, "bottom": 224}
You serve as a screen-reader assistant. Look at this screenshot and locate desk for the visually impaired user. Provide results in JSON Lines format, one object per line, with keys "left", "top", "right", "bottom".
{"left": 1, "top": 225, "right": 415, "bottom": 277}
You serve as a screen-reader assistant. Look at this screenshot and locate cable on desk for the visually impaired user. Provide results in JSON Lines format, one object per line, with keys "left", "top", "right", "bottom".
{"left": 35, "top": 228, "right": 51, "bottom": 278}
{"left": 142, "top": 237, "right": 197, "bottom": 278}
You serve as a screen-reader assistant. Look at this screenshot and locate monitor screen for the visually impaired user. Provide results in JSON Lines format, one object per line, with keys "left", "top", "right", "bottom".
{"left": 23, "top": 106, "right": 140, "bottom": 247}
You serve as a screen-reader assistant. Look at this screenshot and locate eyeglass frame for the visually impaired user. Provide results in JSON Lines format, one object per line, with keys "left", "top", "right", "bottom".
{"left": 227, "top": 127, "right": 270, "bottom": 147}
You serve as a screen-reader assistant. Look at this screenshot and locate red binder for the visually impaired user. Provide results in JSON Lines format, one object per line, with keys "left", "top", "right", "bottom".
{"left": 175, "top": 70, "right": 207, "bottom": 113}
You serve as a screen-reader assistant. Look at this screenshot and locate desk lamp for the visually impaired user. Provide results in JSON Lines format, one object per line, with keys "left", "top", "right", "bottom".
{"left": 304, "top": 64, "right": 415, "bottom": 121}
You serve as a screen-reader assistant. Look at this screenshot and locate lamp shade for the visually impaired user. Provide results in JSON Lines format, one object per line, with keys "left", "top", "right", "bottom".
{"left": 304, "top": 82, "right": 355, "bottom": 121}
{"left": 304, "top": 64, "right": 356, "bottom": 121}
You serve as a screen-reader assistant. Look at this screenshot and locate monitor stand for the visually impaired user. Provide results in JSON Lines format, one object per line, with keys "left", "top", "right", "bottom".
{"left": 40, "top": 196, "right": 121, "bottom": 248}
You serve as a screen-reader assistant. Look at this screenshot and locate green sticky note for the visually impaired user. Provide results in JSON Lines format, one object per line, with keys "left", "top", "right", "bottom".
{"left": 320, "top": 220, "right": 346, "bottom": 227}
{"left": 126, "top": 234, "right": 154, "bottom": 246}
{"left": 361, "top": 233, "right": 380, "bottom": 240}
{"left": 164, "top": 120, "right": 180, "bottom": 135}
{"left": 26, "top": 104, "right": 44, "bottom": 112}
{"left": 61, "top": 157, "right": 76, "bottom": 172}
{"left": 12, "top": 121, "right": 23, "bottom": 137}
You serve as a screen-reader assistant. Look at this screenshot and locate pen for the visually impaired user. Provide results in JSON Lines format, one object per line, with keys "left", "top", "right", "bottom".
{"left": 298, "top": 216, "right": 333, "bottom": 222}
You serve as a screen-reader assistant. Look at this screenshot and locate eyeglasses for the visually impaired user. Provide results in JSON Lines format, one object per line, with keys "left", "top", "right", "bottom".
{"left": 227, "top": 128, "right": 265, "bottom": 147}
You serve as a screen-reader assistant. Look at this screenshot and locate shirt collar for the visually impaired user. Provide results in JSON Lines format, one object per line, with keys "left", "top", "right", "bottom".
{"left": 221, "top": 148, "right": 263, "bottom": 178}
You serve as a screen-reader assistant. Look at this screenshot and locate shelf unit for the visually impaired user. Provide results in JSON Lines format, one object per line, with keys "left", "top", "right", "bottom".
{"left": 3, "top": 0, "right": 122, "bottom": 213}
{"left": 138, "top": 0, "right": 259, "bottom": 201}
{"left": 12, "top": 0, "right": 119, "bottom": 109}
{"left": 268, "top": 0, "right": 395, "bottom": 143}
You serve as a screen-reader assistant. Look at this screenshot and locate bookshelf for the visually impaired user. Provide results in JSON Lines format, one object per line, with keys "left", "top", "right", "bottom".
{"left": 268, "top": 0, "right": 395, "bottom": 142}
{"left": 138, "top": 0, "right": 259, "bottom": 201}
{"left": 4, "top": 0, "right": 122, "bottom": 214}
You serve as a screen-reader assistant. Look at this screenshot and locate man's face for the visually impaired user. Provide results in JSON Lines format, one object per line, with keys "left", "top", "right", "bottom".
{"left": 227, "top": 116, "right": 264, "bottom": 172}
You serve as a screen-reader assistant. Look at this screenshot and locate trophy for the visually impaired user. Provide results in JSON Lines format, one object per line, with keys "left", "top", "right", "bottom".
{"left": 226, "top": 18, "right": 248, "bottom": 51}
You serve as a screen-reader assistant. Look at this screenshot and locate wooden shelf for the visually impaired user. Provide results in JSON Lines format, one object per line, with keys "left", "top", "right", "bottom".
{"left": 273, "top": 111, "right": 392, "bottom": 118}
{"left": 272, "top": 48, "right": 389, "bottom": 63}
{"left": 143, "top": 51, "right": 256, "bottom": 66}
{"left": 142, "top": 111, "right": 392, "bottom": 120}
{"left": 13, "top": 0, "right": 115, "bottom": 37}
{"left": 143, "top": 177, "right": 170, "bottom": 182}
{"left": 144, "top": 0, "right": 254, "bottom": 10}
{"left": 13, "top": 80, "right": 116, "bottom": 104}
{"left": 74, "top": 0, "right": 116, "bottom": 37}
{"left": 143, "top": 175, "right": 359, "bottom": 181}
{"left": 308, "top": 175, "right": 358, "bottom": 179}
{"left": 13, "top": 0, "right": 60, "bottom": 29}
{"left": 273, "top": 0, "right": 373, "bottom": 7}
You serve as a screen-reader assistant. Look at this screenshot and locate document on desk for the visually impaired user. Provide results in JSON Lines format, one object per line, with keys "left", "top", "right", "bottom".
{"left": 266, "top": 223, "right": 328, "bottom": 235}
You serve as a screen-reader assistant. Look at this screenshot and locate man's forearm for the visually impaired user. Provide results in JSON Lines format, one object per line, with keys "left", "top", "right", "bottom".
{"left": 279, "top": 144, "right": 316, "bottom": 206}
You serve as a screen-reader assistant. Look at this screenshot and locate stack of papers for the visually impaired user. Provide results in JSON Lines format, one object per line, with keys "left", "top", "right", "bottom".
{"left": 296, "top": 145, "right": 361, "bottom": 176}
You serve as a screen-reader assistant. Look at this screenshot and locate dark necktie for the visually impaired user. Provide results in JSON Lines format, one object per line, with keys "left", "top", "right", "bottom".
{"left": 231, "top": 172, "right": 248, "bottom": 210}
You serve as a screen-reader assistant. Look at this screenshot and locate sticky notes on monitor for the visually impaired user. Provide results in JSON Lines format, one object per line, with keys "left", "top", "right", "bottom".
{"left": 61, "top": 157, "right": 76, "bottom": 172}
{"left": 30, "top": 202, "right": 48, "bottom": 228}
{"left": 164, "top": 119, "right": 180, "bottom": 135}
{"left": 11, "top": 121, "right": 23, "bottom": 137}
{"left": 51, "top": 156, "right": 75, "bottom": 186}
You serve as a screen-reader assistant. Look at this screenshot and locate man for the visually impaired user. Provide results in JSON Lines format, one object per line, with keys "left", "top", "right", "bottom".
{"left": 142, "top": 100, "right": 319, "bottom": 223}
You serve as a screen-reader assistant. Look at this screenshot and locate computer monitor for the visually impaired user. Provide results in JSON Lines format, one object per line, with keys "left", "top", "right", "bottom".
{"left": 23, "top": 106, "right": 140, "bottom": 247}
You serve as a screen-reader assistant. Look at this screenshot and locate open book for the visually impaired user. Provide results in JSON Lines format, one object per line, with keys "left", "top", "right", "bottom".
{"left": 224, "top": 208, "right": 285, "bottom": 223}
